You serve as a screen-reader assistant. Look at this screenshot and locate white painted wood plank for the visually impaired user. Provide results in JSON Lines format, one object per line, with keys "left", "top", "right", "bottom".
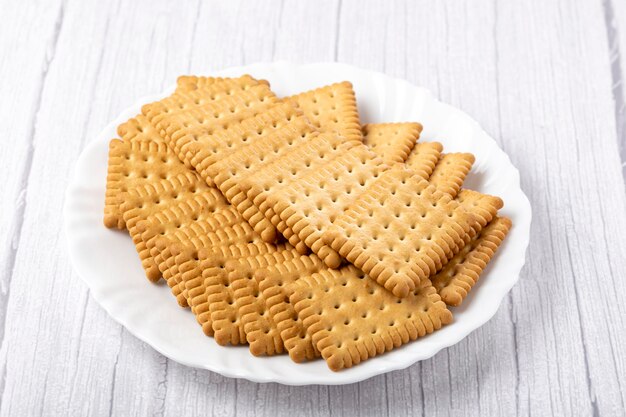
{"left": 605, "top": 0, "right": 626, "bottom": 183}
{"left": 493, "top": 1, "right": 626, "bottom": 416}
{"left": 0, "top": 0, "right": 64, "bottom": 403}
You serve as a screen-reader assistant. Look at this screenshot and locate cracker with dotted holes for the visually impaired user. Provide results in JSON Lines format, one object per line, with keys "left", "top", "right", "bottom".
{"left": 287, "top": 265, "right": 452, "bottom": 371}
{"left": 258, "top": 144, "right": 389, "bottom": 268}
{"left": 427, "top": 153, "right": 475, "bottom": 197}
{"left": 118, "top": 172, "right": 230, "bottom": 282}
{"left": 454, "top": 189, "right": 504, "bottom": 243}
{"left": 190, "top": 244, "right": 300, "bottom": 345}
{"left": 104, "top": 118, "right": 198, "bottom": 230}
{"left": 169, "top": 82, "right": 361, "bottom": 193}
{"left": 143, "top": 75, "right": 269, "bottom": 128}
{"left": 204, "top": 83, "right": 365, "bottom": 242}
{"left": 362, "top": 123, "right": 422, "bottom": 164}
{"left": 146, "top": 220, "right": 265, "bottom": 306}
{"left": 243, "top": 137, "right": 357, "bottom": 255}
{"left": 219, "top": 128, "right": 361, "bottom": 249}
{"left": 323, "top": 165, "right": 476, "bottom": 298}
{"left": 142, "top": 77, "right": 278, "bottom": 173}
{"left": 432, "top": 216, "right": 511, "bottom": 306}
{"left": 168, "top": 242, "right": 285, "bottom": 337}
{"left": 285, "top": 81, "right": 362, "bottom": 142}
{"left": 133, "top": 195, "right": 264, "bottom": 307}
{"left": 243, "top": 254, "right": 324, "bottom": 360}
{"left": 175, "top": 75, "right": 254, "bottom": 92}
{"left": 178, "top": 80, "right": 362, "bottom": 141}
{"left": 232, "top": 122, "right": 414, "bottom": 246}
{"left": 205, "top": 108, "right": 319, "bottom": 243}
{"left": 106, "top": 76, "right": 272, "bottom": 228}
{"left": 404, "top": 142, "right": 443, "bottom": 179}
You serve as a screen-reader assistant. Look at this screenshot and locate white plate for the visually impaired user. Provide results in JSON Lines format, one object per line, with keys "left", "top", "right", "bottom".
{"left": 64, "top": 62, "right": 531, "bottom": 386}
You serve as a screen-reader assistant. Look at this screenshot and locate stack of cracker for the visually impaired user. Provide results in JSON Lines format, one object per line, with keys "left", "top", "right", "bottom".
{"left": 104, "top": 75, "right": 512, "bottom": 371}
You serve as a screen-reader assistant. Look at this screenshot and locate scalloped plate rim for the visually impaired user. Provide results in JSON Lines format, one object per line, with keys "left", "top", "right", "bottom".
{"left": 64, "top": 61, "right": 531, "bottom": 386}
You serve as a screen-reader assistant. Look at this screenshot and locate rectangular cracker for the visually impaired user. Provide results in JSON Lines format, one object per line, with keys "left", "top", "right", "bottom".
{"left": 144, "top": 75, "right": 269, "bottom": 127}
{"left": 104, "top": 116, "right": 196, "bottom": 229}
{"left": 143, "top": 77, "right": 279, "bottom": 172}
{"left": 322, "top": 165, "right": 476, "bottom": 298}
{"left": 246, "top": 254, "right": 324, "bottom": 361}
{"left": 259, "top": 144, "right": 389, "bottom": 268}
{"left": 287, "top": 265, "right": 452, "bottom": 371}
{"left": 285, "top": 81, "right": 362, "bottom": 142}
{"left": 362, "top": 123, "right": 422, "bottom": 164}
{"left": 177, "top": 79, "right": 362, "bottom": 142}
{"left": 206, "top": 111, "right": 322, "bottom": 242}
{"left": 145, "top": 220, "right": 265, "bottom": 307}
{"left": 204, "top": 84, "right": 365, "bottom": 244}
{"left": 427, "top": 153, "right": 475, "bottom": 197}
{"left": 455, "top": 189, "right": 504, "bottom": 242}
{"left": 193, "top": 244, "right": 300, "bottom": 345}
{"left": 217, "top": 128, "right": 361, "bottom": 247}
{"left": 432, "top": 216, "right": 512, "bottom": 306}
{"left": 404, "top": 141, "right": 443, "bottom": 179}
{"left": 239, "top": 131, "right": 362, "bottom": 245}
{"left": 119, "top": 172, "right": 230, "bottom": 282}
{"left": 171, "top": 242, "right": 286, "bottom": 337}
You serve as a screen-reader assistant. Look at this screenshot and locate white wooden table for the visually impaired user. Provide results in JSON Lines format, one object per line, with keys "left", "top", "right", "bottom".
{"left": 1, "top": 1, "right": 625, "bottom": 416}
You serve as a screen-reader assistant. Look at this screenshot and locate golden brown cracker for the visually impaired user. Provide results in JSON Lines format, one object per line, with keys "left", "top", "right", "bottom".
{"left": 143, "top": 77, "right": 278, "bottom": 172}
{"left": 404, "top": 141, "right": 443, "bottom": 179}
{"left": 323, "top": 165, "right": 475, "bottom": 298}
{"left": 287, "top": 266, "right": 452, "bottom": 371}
{"left": 104, "top": 117, "right": 194, "bottom": 229}
{"left": 144, "top": 75, "right": 267, "bottom": 126}
{"left": 428, "top": 153, "right": 475, "bottom": 197}
{"left": 246, "top": 255, "right": 324, "bottom": 360}
{"left": 206, "top": 110, "right": 322, "bottom": 243}
{"left": 455, "top": 189, "right": 504, "bottom": 241}
{"left": 198, "top": 244, "right": 300, "bottom": 346}
{"left": 224, "top": 129, "right": 361, "bottom": 248}
{"left": 432, "top": 216, "right": 511, "bottom": 306}
{"left": 174, "top": 242, "right": 283, "bottom": 337}
{"left": 119, "top": 172, "right": 228, "bottom": 282}
{"left": 362, "top": 123, "right": 422, "bottom": 164}
{"left": 262, "top": 144, "right": 389, "bottom": 268}
{"left": 286, "top": 81, "right": 362, "bottom": 142}
{"left": 175, "top": 75, "right": 269, "bottom": 94}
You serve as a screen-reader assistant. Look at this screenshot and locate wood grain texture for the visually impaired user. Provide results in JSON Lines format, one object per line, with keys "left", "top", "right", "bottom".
{"left": 0, "top": 0, "right": 625, "bottom": 416}
{"left": 607, "top": 0, "right": 626, "bottom": 183}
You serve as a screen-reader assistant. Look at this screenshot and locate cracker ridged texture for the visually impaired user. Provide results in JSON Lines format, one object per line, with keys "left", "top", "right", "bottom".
{"left": 252, "top": 255, "right": 325, "bottom": 362}
{"left": 404, "top": 142, "right": 443, "bottom": 180}
{"left": 323, "top": 165, "right": 475, "bottom": 298}
{"left": 432, "top": 216, "right": 512, "bottom": 306}
{"left": 206, "top": 83, "right": 365, "bottom": 245}
{"left": 104, "top": 117, "right": 195, "bottom": 229}
{"left": 207, "top": 109, "right": 325, "bottom": 243}
{"left": 232, "top": 130, "right": 362, "bottom": 250}
{"left": 151, "top": 219, "right": 264, "bottom": 306}
{"left": 199, "top": 245, "right": 300, "bottom": 346}
{"left": 143, "top": 76, "right": 278, "bottom": 173}
{"left": 175, "top": 242, "right": 284, "bottom": 337}
{"left": 264, "top": 144, "right": 390, "bottom": 268}
{"left": 288, "top": 266, "right": 452, "bottom": 371}
{"left": 427, "top": 153, "right": 475, "bottom": 197}
{"left": 286, "top": 81, "right": 362, "bottom": 143}
{"left": 362, "top": 122, "right": 422, "bottom": 164}
{"left": 119, "top": 172, "right": 225, "bottom": 282}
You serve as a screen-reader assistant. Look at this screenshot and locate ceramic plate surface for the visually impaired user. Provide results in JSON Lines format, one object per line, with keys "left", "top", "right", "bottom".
{"left": 64, "top": 62, "right": 531, "bottom": 385}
